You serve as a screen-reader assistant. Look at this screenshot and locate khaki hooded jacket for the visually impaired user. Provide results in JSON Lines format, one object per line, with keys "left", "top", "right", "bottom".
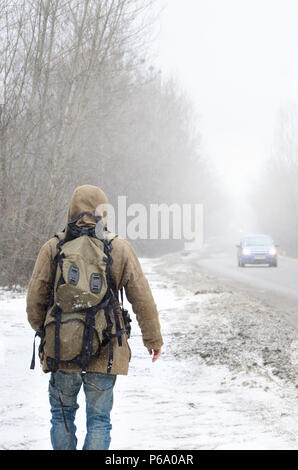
{"left": 26, "top": 185, "right": 163, "bottom": 375}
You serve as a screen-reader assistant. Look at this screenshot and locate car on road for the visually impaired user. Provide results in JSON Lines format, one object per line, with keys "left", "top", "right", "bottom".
{"left": 236, "top": 234, "right": 278, "bottom": 267}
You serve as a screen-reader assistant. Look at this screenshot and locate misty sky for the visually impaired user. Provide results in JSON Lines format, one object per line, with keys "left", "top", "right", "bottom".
{"left": 157, "top": 0, "right": 298, "bottom": 198}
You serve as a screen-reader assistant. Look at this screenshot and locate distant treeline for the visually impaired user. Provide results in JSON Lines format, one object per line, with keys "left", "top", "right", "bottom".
{"left": 253, "top": 101, "right": 298, "bottom": 257}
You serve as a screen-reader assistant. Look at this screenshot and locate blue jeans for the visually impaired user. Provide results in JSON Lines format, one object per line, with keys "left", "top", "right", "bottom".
{"left": 48, "top": 370, "right": 116, "bottom": 450}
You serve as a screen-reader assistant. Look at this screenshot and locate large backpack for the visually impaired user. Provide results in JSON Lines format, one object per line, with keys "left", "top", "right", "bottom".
{"left": 30, "top": 211, "right": 131, "bottom": 374}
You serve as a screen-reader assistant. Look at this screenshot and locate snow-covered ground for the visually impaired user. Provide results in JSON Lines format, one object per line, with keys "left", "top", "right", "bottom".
{"left": 0, "top": 253, "right": 297, "bottom": 450}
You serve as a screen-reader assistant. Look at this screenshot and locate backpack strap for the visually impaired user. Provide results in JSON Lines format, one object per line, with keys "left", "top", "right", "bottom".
{"left": 54, "top": 305, "right": 62, "bottom": 372}
{"left": 102, "top": 239, "right": 122, "bottom": 347}
{"left": 102, "top": 296, "right": 128, "bottom": 373}
{"left": 69, "top": 211, "right": 100, "bottom": 225}
{"left": 100, "top": 238, "right": 131, "bottom": 372}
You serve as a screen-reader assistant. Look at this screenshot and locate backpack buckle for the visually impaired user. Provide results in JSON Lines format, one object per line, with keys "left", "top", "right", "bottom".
{"left": 68, "top": 265, "right": 80, "bottom": 285}
{"left": 90, "top": 273, "right": 102, "bottom": 294}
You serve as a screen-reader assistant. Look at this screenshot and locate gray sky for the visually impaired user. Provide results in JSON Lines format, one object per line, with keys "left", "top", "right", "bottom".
{"left": 157, "top": 0, "right": 298, "bottom": 197}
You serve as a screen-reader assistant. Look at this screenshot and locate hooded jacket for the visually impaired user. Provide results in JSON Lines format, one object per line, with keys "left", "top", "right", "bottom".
{"left": 26, "top": 185, "right": 163, "bottom": 375}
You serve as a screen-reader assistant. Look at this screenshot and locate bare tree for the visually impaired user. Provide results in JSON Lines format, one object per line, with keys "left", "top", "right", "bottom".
{"left": 0, "top": 0, "right": 208, "bottom": 285}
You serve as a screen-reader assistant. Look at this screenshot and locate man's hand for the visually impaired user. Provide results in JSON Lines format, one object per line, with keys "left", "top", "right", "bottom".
{"left": 148, "top": 347, "right": 162, "bottom": 362}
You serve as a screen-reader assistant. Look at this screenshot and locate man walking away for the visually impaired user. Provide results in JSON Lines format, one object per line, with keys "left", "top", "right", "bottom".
{"left": 26, "top": 184, "right": 163, "bottom": 450}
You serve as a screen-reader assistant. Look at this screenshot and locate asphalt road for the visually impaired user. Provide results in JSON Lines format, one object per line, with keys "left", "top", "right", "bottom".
{"left": 195, "top": 244, "right": 298, "bottom": 330}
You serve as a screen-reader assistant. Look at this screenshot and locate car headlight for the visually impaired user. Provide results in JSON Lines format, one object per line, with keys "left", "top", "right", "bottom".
{"left": 269, "top": 247, "right": 277, "bottom": 256}
{"left": 242, "top": 247, "right": 251, "bottom": 255}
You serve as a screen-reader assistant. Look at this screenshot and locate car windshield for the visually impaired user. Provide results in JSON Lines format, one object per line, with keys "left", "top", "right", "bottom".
{"left": 243, "top": 237, "right": 273, "bottom": 247}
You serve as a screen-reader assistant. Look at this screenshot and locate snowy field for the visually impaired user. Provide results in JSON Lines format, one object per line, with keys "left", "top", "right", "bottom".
{"left": 0, "top": 254, "right": 297, "bottom": 450}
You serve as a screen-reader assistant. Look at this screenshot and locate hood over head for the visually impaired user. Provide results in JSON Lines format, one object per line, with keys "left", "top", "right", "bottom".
{"left": 67, "top": 185, "right": 109, "bottom": 227}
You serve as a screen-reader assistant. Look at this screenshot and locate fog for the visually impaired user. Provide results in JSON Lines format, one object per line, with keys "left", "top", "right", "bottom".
{"left": 157, "top": 0, "right": 298, "bottom": 248}
{"left": 2, "top": 0, "right": 298, "bottom": 286}
{"left": 158, "top": 0, "right": 298, "bottom": 191}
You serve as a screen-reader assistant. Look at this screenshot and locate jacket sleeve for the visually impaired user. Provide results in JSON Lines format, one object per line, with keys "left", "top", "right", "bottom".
{"left": 26, "top": 239, "right": 56, "bottom": 332}
{"left": 119, "top": 240, "right": 163, "bottom": 350}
